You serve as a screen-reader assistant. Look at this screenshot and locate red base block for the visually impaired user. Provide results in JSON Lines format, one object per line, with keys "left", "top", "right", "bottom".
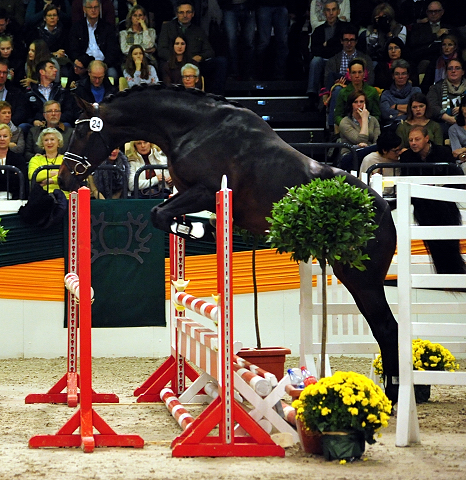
{"left": 134, "top": 356, "right": 200, "bottom": 402}
{"left": 29, "top": 409, "right": 144, "bottom": 452}
{"left": 171, "top": 397, "right": 285, "bottom": 458}
{"left": 25, "top": 373, "right": 119, "bottom": 406}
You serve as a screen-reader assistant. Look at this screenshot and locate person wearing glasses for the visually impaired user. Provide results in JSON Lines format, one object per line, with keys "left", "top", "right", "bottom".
{"left": 24, "top": 99, "right": 73, "bottom": 161}
{"left": 25, "top": 0, "right": 71, "bottom": 30}
{"left": 180, "top": 63, "right": 202, "bottom": 89}
{"left": 323, "top": 25, "right": 374, "bottom": 131}
{"left": 73, "top": 59, "right": 117, "bottom": 104}
{"left": 66, "top": 53, "right": 93, "bottom": 89}
{"left": 407, "top": 1, "right": 453, "bottom": 72}
{"left": 380, "top": 59, "right": 421, "bottom": 126}
{"left": 69, "top": 0, "right": 120, "bottom": 81}
{"left": 427, "top": 57, "right": 466, "bottom": 135}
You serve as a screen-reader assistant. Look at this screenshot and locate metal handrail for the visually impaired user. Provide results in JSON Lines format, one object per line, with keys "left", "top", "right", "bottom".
{"left": 91, "top": 164, "right": 128, "bottom": 199}
{"left": 133, "top": 164, "right": 170, "bottom": 199}
{"left": 0, "top": 165, "right": 26, "bottom": 199}
{"left": 365, "top": 162, "right": 464, "bottom": 178}
{"left": 30, "top": 164, "right": 61, "bottom": 190}
{"left": 289, "top": 142, "right": 359, "bottom": 169}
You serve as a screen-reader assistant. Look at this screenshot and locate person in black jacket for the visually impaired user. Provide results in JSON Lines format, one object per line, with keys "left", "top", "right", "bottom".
{"left": 73, "top": 59, "right": 117, "bottom": 104}
{"left": 0, "top": 123, "right": 27, "bottom": 199}
{"left": 69, "top": 0, "right": 121, "bottom": 81}
{"left": 306, "top": 1, "right": 348, "bottom": 108}
{"left": 26, "top": 60, "right": 75, "bottom": 126}
{"left": 0, "top": 59, "right": 29, "bottom": 128}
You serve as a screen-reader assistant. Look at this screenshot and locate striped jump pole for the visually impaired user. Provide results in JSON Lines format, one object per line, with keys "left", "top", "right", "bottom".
{"left": 25, "top": 191, "right": 118, "bottom": 407}
{"left": 29, "top": 187, "right": 144, "bottom": 452}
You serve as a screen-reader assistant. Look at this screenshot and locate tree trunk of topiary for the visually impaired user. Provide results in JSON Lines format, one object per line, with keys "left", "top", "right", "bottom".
{"left": 252, "top": 240, "right": 261, "bottom": 349}
{"left": 320, "top": 259, "right": 328, "bottom": 379}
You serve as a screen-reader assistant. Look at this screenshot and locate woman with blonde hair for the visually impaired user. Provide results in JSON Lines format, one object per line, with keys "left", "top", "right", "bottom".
{"left": 28, "top": 127, "right": 69, "bottom": 197}
{"left": 127, "top": 140, "right": 172, "bottom": 198}
{"left": 0, "top": 123, "right": 27, "bottom": 199}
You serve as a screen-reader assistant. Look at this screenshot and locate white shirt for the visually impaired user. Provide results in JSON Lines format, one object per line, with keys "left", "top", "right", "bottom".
{"left": 86, "top": 20, "right": 105, "bottom": 61}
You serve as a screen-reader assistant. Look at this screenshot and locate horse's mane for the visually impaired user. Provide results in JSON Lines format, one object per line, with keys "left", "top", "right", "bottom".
{"left": 102, "top": 82, "right": 243, "bottom": 109}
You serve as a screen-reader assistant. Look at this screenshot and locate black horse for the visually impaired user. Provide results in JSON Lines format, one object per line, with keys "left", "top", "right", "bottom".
{"left": 59, "top": 84, "right": 401, "bottom": 401}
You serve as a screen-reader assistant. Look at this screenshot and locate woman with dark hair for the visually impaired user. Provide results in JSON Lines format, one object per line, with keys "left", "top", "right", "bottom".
{"left": 119, "top": 4, "right": 156, "bottom": 60}
{"left": 396, "top": 92, "right": 443, "bottom": 148}
{"left": 359, "top": 3, "right": 406, "bottom": 64}
{"left": 162, "top": 35, "right": 189, "bottom": 85}
{"left": 448, "top": 96, "right": 466, "bottom": 171}
{"left": 338, "top": 89, "right": 380, "bottom": 170}
{"left": 20, "top": 39, "right": 60, "bottom": 88}
{"left": 421, "top": 34, "right": 459, "bottom": 93}
{"left": 374, "top": 36, "right": 417, "bottom": 90}
{"left": 67, "top": 53, "right": 94, "bottom": 89}
{"left": 123, "top": 44, "right": 159, "bottom": 87}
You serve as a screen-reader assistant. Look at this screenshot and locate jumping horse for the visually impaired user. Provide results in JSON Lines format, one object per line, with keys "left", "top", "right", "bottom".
{"left": 58, "top": 83, "right": 457, "bottom": 405}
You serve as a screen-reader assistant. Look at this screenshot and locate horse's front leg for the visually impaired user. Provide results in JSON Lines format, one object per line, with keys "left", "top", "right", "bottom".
{"left": 151, "top": 183, "right": 217, "bottom": 240}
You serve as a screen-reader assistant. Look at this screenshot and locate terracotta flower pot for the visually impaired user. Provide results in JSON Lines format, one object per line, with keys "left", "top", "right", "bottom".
{"left": 296, "top": 418, "right": 323, "bottom": 454}
{"left": 237, "top": 346, "right": 291, "bottom": 380}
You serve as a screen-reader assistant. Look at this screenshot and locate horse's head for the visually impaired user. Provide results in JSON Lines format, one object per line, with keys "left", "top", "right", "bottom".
{"left": 58, "top": 97, "right": 113, "bottom": 192}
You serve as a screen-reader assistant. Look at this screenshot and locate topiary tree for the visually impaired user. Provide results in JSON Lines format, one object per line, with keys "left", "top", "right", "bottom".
{"left": 0, "top": 218, "right": 8, "bottom": 243}
{"left": 267, "top": 176, "right": 379, "bottom": 378}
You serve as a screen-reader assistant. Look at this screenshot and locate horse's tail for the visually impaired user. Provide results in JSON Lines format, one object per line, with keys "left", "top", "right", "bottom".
{"left": 412, "top": 197, "right": 466, "bottom": 275}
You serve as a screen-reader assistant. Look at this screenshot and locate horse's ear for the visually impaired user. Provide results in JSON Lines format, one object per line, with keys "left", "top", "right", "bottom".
{"left": 73, "top": 95, "right": 94, "bottom": 116}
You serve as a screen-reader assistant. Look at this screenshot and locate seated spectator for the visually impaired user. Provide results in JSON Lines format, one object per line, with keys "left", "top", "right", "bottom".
{"left": 25, "top": 59, "right": 74, "bottom": 126}
{"left": 0, "top": 100, "right": 24, "bottom": 153}
{"left": 421, "top": 34, "right": 459, "bottom": 93}
{"left": 69, "top": 0, "right": 121, "bottom": 81}
{"left": 158, "top": 2, "right": 227, "bottom": 95}
{"left": 123, "top": 44, "right": 159, "bottom": 87}
{"left": 73, "top": 60, "right": 118, "bottom": 104}
{"left": 306, "top": 1, "right": 348, "bottom": 110}
{"left": 28, "top": 127, "right": 69, "bottom": 197}
{"left": 0, "top": 59, "right": 29, "bottom": 129}
{"left": 181, "top": 63, "right": 202, "bottom": 89}
{"left": 31, "top": 4, "right": 72, "bottom": 77}
{"left": 0, "top": 0, "right": 24, "bottom": 27}
{"left": 358, "top": 3, "right": 407, "bottom": 64}
{"left": 20, "top": 39, "right": 60, "bottom": 89}
{"left": 25, "top": 0, "right": 71, "bottom": 30}
{"left": 426, "top": 57, "right": 466, "bottom": 136}
{"left": 161, "top": 35, "right": 194, "bottom": 86}
{"left": 448, "top": 95, "right": 466, "bottom": 173}
{"left": 66, "top": 53, "right": 93, "bottom": 89}
{"left": 71, "top": 0, "right": 114, "bottom": 25}
{"left": 333, "top": 58, "right": 380, "bottom": 127}
{"left": 338, "top": 89, "right": 380, "bottom": 170}
{"left": 119, "top": 5, "right": 156, "bottom": 64}
{"left": 88, "top": 147, "right": 130, "bottom": 199}
{"left": 374, "top": 37, "right": 418, "bottom": 91}
{"left": 323, "top": 25, "right": 374, "bottom": 130}
{"left": 0, "top": 34, "right": 24, "bottom": 85}
{"left": 309, "top": 0, "right": 350, "bottom": 32}
{"left": 0, "top": 122, "right": 26, "bottom": 199}
{"left": 407, "top": 1, "right": 453, "bottom": 72}
{"left": 127, "top": 140, "right": 172, "bottom": 198}
{"left": 380, "top": 59, "right": 422, "bottom": 126}
{"left": 359, "top": 129, "right": 401, "bottom": 183}
{"left": 0, "top": 9, "right": 25, "bottom": 59}
{"left": 396, "top": 92, "right": 443, "bottom": 147}
{"left": 25, "top": 99, "right": 72, "bottom": 161}
{"left": 397, "top": 0, "right": 429, "bottom": 27}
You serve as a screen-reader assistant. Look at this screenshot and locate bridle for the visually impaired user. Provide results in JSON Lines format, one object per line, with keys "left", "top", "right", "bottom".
{"left": 62, "top": 103, "right": 111, "bottom": 177}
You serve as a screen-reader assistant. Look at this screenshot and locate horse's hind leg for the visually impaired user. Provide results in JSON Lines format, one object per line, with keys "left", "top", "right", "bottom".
{"left": 150, "top": 183, "right": 217, "bottom": 240}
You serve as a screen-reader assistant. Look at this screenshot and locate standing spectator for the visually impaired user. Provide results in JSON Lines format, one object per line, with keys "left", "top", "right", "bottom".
{"left": 0, "top": 59, "right": 29, "bottom": 128}
{"left": 396, "top": 92, "right": 443, "bottom": 147}
{"left": 333, "top": 57, "right": 380, "bottom": 127}
{"left": 255, "top": 0, "right": 289, "bottom": 80}
{"left": 306, "top": 1, "right": 348, "bottom": 109}
{"left": 69, "top": 0, "right": 121, "bottom": 81}
{"left": 309, "top": 0, "right": 350, "bottom": 32}
{"left": 380, "top": 59, "right": 421, "bottom": 126}
{"left": 74, "top": 59, "right": 117, "bottom": 103}
{"left": 25, "top": 99, "right": 72, "bottom": 160}
{"left": 26, "top": 59, "right": 75, "bottom": 126}
{"left": 0, "top": 122, "right": 26, "bottom": 199}
{"left": 123, "top": 44, "right": 159, "bottom": 87}
{"left": 218, "top": 0, "right": 255, "bottom": 80}
{"left": 407, "top": 1, "right": 452, "bottom": 72}
{"left": 426, "top": 57, "right": 466, "bottom": 135}
{"left": 88, "top": 147, "right": 130, "bottom": 199}
{"left": 119, "top": 4, "right": 156, "bottom": 62}
{"left": 157, "top": 2, "right": 227, "bottom": 95}
{"left": 358, "top": 3, "right": 406, "bottom": 64}
{"left": 0, "top": 100, "right": 24, "bottom": 153}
